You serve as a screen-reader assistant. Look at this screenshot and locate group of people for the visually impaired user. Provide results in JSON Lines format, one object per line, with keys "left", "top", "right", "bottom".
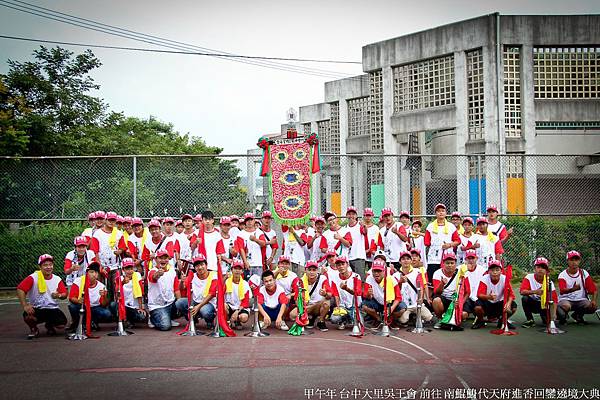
{"left": 16, "top": 204, "right": 598, "bottom": 339}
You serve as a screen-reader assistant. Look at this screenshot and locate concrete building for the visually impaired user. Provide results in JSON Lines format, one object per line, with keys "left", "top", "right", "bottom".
{"left": 295, "top": 13, "right": 600, "bottom": 216}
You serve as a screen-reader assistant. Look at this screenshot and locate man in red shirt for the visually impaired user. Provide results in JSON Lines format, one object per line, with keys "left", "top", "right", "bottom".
{"left": 17, "top": 254, "right": 68, "bottom": 338}
{"left": 557, "top": 250, "right": 598, "bottom": 325}
{"left": 257, "top": 270, "right": 288, "bottom": 330}
{"left": 520, "top": 257, "right": 559, "bottom": 328}
{"left": 473, "top": 260, "right": 517, "bottom": 329}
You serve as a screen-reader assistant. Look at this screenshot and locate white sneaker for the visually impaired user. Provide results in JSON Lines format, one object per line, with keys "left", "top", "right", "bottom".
{"left": 337, "top": 323, "right": 346, "bottom": 330}
{"left": 259, "top": 321, "right": 266, "bottom": 330}
{"left": 171, "top": 320, "right": 180, "bottom": 327}
{"left": 148, "top": 320, "right": 155, "bottom": 328}
{"left": 279, "top": 322, "right": 289, "bottom": 331}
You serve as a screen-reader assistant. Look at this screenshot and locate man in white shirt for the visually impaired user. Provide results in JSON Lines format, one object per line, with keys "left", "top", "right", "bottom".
{"left": 346, "top": 206, "right": 366, "bottom": 279}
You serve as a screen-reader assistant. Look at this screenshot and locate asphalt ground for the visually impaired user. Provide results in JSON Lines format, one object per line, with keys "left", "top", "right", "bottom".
{"left": 1, "top": 296, "right": 599, "bottom": 400}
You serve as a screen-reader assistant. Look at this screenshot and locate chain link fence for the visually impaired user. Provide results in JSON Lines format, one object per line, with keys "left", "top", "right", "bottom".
{"left": 1, "top": 153, "right": 599, "bottom": 287}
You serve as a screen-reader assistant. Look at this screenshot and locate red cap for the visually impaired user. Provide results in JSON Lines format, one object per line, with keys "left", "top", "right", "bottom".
{"left": 220, "top": 216, "right": 232, "bottom": 225}
{"left": 410, "top": 248, "right": 421, "bottom": 256}
{"left": 411, "top": 219, "right": 422, "bottom": 227}
{"left": 314, "top": 216, "right": 325, "bottom": 224}
{"left": 465, "top": 249, "right": 478, "bottom": 259}
{"left": 335, "top": 256, "right": 348, "bottom": 264}
{"left": 381, "top": 207, "right": 393, "bottom": 217}
{"left": 363, "top": 208, "right": 374, "bottom": 216}
{"left": 175, "top": 219, "right": 183, "bottom": 226}
{"left": 278, "top": 255, "right": 291, "bottom": 263}
{"left": 488, "top": 259, "right": 502, "bottom": 269}
{"left": 231, "top": 259, "right": 244, "bottom": 269}
{"left": 95, "top": 211, "right": 106, "bottom": 219}
{"left": 534, "top": 257, "right": 549, "bottom": 267}
{"left": 399, "top": 210, "right": 410, "bottom": 218}
{"left": 442, "top": 253, "right": 457, "bottom": 262}
{"left": 566, "top": 250, "right": 581, "bottom": 260}
{"left": 434, "top": 203, "right": 447, "bottom": 212}
{"left": 116, "top": 215, "right": 125, "bottom": 223}
{"left": 163, "top": 217, "right": 175, "bottom": 224}
{"left": 156, "top": 250, "right": 170, "bottom": 258}
{"left": 326, "top": 248, "right": 336, "bottom": 256}
{"left": 106, "top": 211, "right": 118, "bottom": 220}
{"left": 181, "top": 213, "right": 193, "bottom": 220}
{"left": 88, "top": 212, "right": 96, "bottom": 220}
{"left": 74, "top": 236, "right": 88, "bottom": 246}
{"left": 122, "top": 258, "right": 135, "bottom": 267}
{"left": 38, "top": 254, "right": 53, "bottom": 264}
{"left": 192, "top": 254, "right": 207, "bottom": 264}
{"left": 193, "top": 214, "right": 202, "bottom": 221}
{"left": 346, "top": 206, "right": 358, "bottom": 214}
{"left": 451, "top": 212, "right": 461, "bottom": 218}
{"left": 487, "top": 205, "right": 499, "bottom": 213}
{"left": 230, "top": 215, "right": 240, "bottom": 221}
{"left": 399, "top": 251, "right": 412, "bottom": 260}
{"left": 371, "top": 259, "right": 386, "bottom": 271}
{"left": 148, "top": 220, "right": 161, "bottom": 229}
{"left": 305, "top": 260, "right": 319, "bottom": 269}
{"left": 462, "top": 217, "right": 474, "bottom": 225}
{"left": 476, "top": 217, "right": 488, "bottom": 225}
{"left": 262, "top": 211, "right": 272, "bottom": 218}
{"left": 124, "top": 216, "right": 133, "bottom": 224}
{"left": 243, "top": 212, "right": 255, "bottom": 220}
{"left": 132, "top": 217, "right": 143, "bottom": 226}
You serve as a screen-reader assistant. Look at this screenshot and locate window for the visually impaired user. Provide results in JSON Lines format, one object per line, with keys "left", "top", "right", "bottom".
{"left": 506, "top": 154, "right": 524, "bottom": 178}
{"left": 534, "top": 47, "right": 599, "bottom": 99}
{"left": 329, "top": 103, "right": 340, "bottom": 167}
{"left": 370, "top": 71, "right": 384, "bottom": 151}
{"left": 348, "top": 97, "right": 370, "bottom": 137}
{"left": 303, "top": 122, "right": 312, "bottom": 136}
{"left": 393, "top": 55, "right": 455, "bottom": 112}
{"left": 504, "top": 47, "right": 522, "bottom": 138}
{"left": 467, "top": 49, "right": 484, "bottom": 140}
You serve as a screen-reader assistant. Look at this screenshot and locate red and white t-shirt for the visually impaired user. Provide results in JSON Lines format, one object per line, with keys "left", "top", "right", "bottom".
{"left": 303, "top": 226, "right": 315, "bottom": 261}
{"left": 262, "top": 228, "right": 279, "bottom": 260}
{"left": 281, "top": 227, "right": 308, "bottom": 265}
{"left": 225, "top": 279, "right": 252, "bottom": 310}
{"left": 363, "top": 225, "right": 380, "bottom": 262}
{"left": 364, "top": 274, "right": 402, "bottom": 306}
{"left": 141, "top": 235, "right": 175, "bottom": 261}
{"left": 457, "top": 233, "right": 476, "bottom": 265}
{"left": 320, "top": 228, "right": 352, "bottom": 259}
{"left": 191, "top": 230, "right": 226, "bottom": 272}
{"left": 147, "top": 267, "right": 180, "bottom": 311}
{"left": 164, "top": 234, "right": 181, "bottom": 257}
{"left": 236, "top": 229, "right": 266, "bottom": 268}
{"left": 89, "top": 228, "right": 124, "bottom": 270}
{"left": 126, "top": 233, "right": 145, "bottom": 260}
{"left": 520, "top": 273, "right": 558, "bottom": 303}
{"left": 177, "top": 230, "right": 196, "bottom": 261}
{"left": 69, "top": 277, "right": 106, "bottom": 307}
{"left": 487, "top": 220, "right": 508, "bottom": 253}
{"left": 464, "top": 265, "right": 486, "bottom": 301}
{"left": 477, "top": 274, "right": 513, "bottom": 304}
{"left": 424, "top": 221, "right": 459, "bottom": 264}
{"left": 122, "top": 272, "right": 144, "bottom": 308}
{"left": 189, "top": 272, "right": 218, "bottom": 306}
{"left": 275, "top": 270, "right": 299, "bottom": 296}
{"left": 393, "top": 268, "right": 423, "bottom": 307}
{"left": 302, "top": 275, "right": 331, "bottom": 305}
{"left": 257, "top": 285, "right": 288, "bottom": 308}
{"left": 558, "top": 268, "right": 596, "bottom": 302}
{"left": 472, "top": 233, "right": 503, "bottom": 267}
{"left": 377, "top": 223, "right": 407, "bottom": 263}
{"left": 346, "top": 222, "right": 366, "bottom": 261}
{"left": 308, "top": 231, "right": 327, "bottom": 262}
{"left": 64, "top": 249, "right": 97, "bottom": 286}
{"left": 329, "top": 271, "right": 362, "bottom": 308}
{"left": 433, "top": 268, "right": 470, "bottom": 300}
{"left": 17, "top": 273, "right": 67, "bottom": 309}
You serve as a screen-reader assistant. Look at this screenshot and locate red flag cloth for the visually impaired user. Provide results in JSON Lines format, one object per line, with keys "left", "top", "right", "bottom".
{"left": 216, "top": 261, "right": 236, "bottom": 337}
{"left": 117, "top": 273, "right": 126, "bottom": 320}
{"left": 353, "top": 276, "right": 364, "bottom": 336}
{"left": 177, "top": 273, "right": 194, "bottom": 335}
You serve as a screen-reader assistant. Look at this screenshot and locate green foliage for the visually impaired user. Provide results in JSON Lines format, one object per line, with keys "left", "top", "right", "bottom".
{"left": 0, "top": 221, "right": 85, "bottom": 287}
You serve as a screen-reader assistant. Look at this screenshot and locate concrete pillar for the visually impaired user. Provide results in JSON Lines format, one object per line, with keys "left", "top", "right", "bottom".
{"left": 399, "top": 152, "right": 410, "bottom": 212}
{"left": 520, "top": 44, "right": 538, "bottom": 214}
{"left": 419, "top": 134, "right": 428, "bottom": 218}
{"left": 454, "top": 51, "right": 470, "bottom": 215}
{"left": 325, "top": 174, "right": 332, "bottom": 212}
{"left": 382, "top": 66, "right": 400, "bottom": 211}
{"left": 355, "top": 157, "right": 365, "bottom": 210}
{"left": 339, "top": 100, "right": 350, "bottom": 213}
{"left": 483, "top": 44, "right": 502, "bottom": 209}
{"left": 311, "top": 172, "right": 321, "bottom": 216}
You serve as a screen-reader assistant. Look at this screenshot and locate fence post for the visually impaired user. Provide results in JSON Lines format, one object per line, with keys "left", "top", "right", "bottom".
{"left": 133, "top": 156, "right": 137, "bottom": 217}
{"left": 477, "top": 155, "right": 482, "bottom": 216}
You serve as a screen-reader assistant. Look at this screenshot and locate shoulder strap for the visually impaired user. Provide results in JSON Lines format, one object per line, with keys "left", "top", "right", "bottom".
{"left": 493, "top": 223, "right": 504, "bottom": 236}
{"left": 308, "top": 274, "right": 321, "bottom": 298}
{"left": 443, "top": 270, "right": 459, "bottom": 289}
{"left": 403, "top": 273, "right": 419, "bottom": 293}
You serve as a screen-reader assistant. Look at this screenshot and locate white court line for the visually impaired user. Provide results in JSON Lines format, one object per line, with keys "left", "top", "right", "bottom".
{"left": 0, "top": 302, "right": 20, "bottom": 306}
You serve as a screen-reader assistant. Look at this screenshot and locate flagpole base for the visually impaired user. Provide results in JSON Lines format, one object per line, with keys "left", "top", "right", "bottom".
{"left": 374, "top": 324, "right": 391, "bottom": 337}
{"left": 409, "top": 327, "right": 431, "bottom": 334}
{"left": 67, "top": 332, "right": 88, "bottom": 340}
{"left": 245, "top": 331, "right": 270, "bottom": 337}
{"left": 299, "top": 327, "right": 314, "bottom": 335}
{"left": 179, "top": 330, "right": 204, "bottom": 336}
{"left": 347, "top": 324, "right": 365, "bottom": 337}
{"left": 540, "top": 321, "right": 565, "bottom": 335}
{"left": 107, "top": 321, "right": 134, "bottom": 336}
{"left": 490, "top": 328, "right": 518, "bottom": 336}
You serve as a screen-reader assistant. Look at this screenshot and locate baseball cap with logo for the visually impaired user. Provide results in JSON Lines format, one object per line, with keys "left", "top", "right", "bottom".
{"left": 566, "top": 250, "right": 581, "bottom": 260}
{"left": 38, "top": 254, "right": 54, "bottom": 264}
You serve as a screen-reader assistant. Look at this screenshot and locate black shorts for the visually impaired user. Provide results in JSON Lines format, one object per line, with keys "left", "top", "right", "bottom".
{"left": 23, "top": 307, "right": 68, "bottom": 327}
{"left": 427, "top": 264, "right": 440, "bottom": 285}
{"left": 476, "top": 300, "right": 517, "bottom": 318}
{"left": 463, "top": 298, "right": 477, "bottom": 314}
{"left": 434, "top": 295, "right": 452, "bottom": 311}
{"left": 227, "top": 307, "right": 249, "bottom": 318}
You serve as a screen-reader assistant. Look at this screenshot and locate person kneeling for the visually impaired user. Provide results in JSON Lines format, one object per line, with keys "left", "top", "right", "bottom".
{"left": 68, "top": 261, "right": 113, "bottom": 331}
{"left": 17, "top": 254, "right": 68, "bottom": 338}
{"left": 110, "top": 258, "right": 147, "bottom": 328}
{"left": 225, "top": 260, "right": 251, "bottom": 330}
{"left": 329, "top": 256, "right": 363, "bottom": 330}
{"left": 257, "top": 270, "right": 288, "bottom": 330}
{"left": 290, "top": 261, "right": 332, "bottom": 332}
{"left": 185, "top": 255, "right": 217, "bottom": 330}
{"left": 473, "top": 260, "right": 517, "bottom": 329}
{"left": 363, "top": 259, "right": 405, "bottom": 329}
{"left": 520, "top": 257, "right": 558, "bottom": 328}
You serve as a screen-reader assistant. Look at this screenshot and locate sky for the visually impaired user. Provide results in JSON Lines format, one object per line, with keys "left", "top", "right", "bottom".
{"left": 1, "top": 0, "right": 599, "bottom": 155}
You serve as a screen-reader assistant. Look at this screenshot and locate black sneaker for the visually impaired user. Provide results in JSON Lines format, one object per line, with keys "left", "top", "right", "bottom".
{"left": 471, "top": 320, "right": 486, "bottom": 330}
{"left": 316, "top": 321, "right": 328, "bottom": 332}
{"left": 521, "top": 319, "right": 536, "bottom": 329}
{"left": 91, "top": 321, "right": 100, "bottom": 331}
{"left": 574, "top": 315, "right": 589, "bottom": 325}
{"left": 496, "top": 320, "right": 516, "bottom": 330}
{"left": 306, "top": 318, "right": 315, "bottom": 329}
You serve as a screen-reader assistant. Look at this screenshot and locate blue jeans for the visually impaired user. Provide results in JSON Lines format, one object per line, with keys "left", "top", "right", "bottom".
{"left": 68, "top": 303, "right": 114, "bottom": 326}
{"left": 331, "top": 306, "right": 355, "bottom": 325}
{"left": 149, "top": 298, "right": 188, "bottom": 331}
{"left": 262, "top": 304, "right": 282, "bottom": 322}
{"left": 189, "top": 301, "right": 216, "bottom": 323}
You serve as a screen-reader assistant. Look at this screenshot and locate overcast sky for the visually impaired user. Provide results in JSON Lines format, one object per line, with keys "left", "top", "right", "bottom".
{"left": 1, "top": 0, "right": 599, "bottom": 155}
